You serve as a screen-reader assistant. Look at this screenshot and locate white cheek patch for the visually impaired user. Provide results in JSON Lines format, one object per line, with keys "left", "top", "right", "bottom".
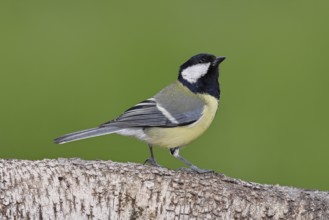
{"left": 181, "top": 63, "right": 211, "bottom": 83}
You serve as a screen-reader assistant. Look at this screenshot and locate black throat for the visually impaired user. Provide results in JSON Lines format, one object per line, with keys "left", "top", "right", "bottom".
{"left": 178, "top": 65, "right": 220, "bottom": 100}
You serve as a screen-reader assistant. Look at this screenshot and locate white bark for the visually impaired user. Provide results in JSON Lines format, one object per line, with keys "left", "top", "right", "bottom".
{"left": 0, "top": 159, "right": 328, "bottom": 219}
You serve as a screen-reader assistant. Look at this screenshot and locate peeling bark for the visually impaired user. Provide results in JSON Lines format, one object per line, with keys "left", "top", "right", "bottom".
{"left": 0, "top": 159, "right": 328, "bottom": 219}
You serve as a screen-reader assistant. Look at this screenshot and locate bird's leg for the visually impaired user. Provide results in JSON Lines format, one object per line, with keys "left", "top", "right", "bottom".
{"left": 144, "top": 144, "right": 162, "bottom": 167}
{"left": 170, "top": 147, "right": 213, "bottom": 173}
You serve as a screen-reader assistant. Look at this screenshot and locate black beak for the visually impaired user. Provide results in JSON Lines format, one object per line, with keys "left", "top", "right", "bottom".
{"left": 213, "top": 56, "right": 226, "bottom": 66}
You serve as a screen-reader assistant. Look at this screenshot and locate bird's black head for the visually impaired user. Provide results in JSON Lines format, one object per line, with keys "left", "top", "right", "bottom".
{"left": 178, "top": 53, "right": 225, "bottom": 99}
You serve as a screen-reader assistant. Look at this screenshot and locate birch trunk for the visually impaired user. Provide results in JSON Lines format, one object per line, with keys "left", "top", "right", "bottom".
{"left": 0, "top": 159, "right": 328, "bottom": 219}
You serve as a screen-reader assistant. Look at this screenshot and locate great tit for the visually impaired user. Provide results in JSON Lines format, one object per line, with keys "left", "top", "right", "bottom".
{"left": 54, "top": 53, "right": 225, "bottom": 173}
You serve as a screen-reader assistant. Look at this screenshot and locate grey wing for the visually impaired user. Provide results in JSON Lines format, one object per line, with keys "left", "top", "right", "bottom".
{"left": 100, "top": 95, "right": 203, "bottom": 128}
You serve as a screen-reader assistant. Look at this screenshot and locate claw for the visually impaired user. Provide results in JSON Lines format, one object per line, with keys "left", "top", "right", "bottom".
{"left": 144, "top": 158, "right": 162, "bottom": 168}
{"left": 177, "top": 166, "right": 214, "bottom": 174}
{"left": 144, "top": 144, "right": 162, "bottom": 168}
{"left": 170, "top": 147, "right": 212, "bottom": 173}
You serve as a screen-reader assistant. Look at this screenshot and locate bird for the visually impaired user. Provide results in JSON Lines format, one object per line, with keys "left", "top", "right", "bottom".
{"left": 54, "top": 53, "right": 225, "bottom": 173}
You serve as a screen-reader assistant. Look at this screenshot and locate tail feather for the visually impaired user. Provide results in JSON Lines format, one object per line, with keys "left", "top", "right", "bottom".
{"left": 54, "top": 126, "right": 122, "bottom": 144}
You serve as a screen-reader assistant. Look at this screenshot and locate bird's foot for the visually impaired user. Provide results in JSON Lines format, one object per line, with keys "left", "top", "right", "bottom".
{"left": 143, "top": 158, "right": 162, "bottom": 168}
{"left": 177, "top": 165, "right": 213, "bottom": 174}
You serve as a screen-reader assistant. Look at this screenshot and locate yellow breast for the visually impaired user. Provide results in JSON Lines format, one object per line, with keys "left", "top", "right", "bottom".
{"left": 144, "top": 94, "right": 218, "bottom": 148}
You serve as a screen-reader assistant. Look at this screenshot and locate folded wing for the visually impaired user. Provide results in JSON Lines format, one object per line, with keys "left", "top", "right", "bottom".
{"left": 100, "top": 82, "right": 205, "bottom": 128}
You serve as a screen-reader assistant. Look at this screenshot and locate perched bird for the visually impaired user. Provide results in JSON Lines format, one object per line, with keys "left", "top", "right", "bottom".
{"left": 54, "top": 53, "right": 225, "bottom": 173}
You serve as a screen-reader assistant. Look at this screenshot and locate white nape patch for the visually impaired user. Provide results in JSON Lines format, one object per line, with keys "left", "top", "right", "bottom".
{"left": 181, "top": 63, "right": 211, "bottom": 83}
{"left": 156, "top": 103, "right": 179, "bottom": 124}
{"left": 116, "top": 128, "right": 147, "bottom": 140}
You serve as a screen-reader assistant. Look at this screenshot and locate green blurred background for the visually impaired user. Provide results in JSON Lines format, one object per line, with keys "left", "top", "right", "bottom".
{"left": 1, "top": 1, "right": 328, "bottom": 190}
